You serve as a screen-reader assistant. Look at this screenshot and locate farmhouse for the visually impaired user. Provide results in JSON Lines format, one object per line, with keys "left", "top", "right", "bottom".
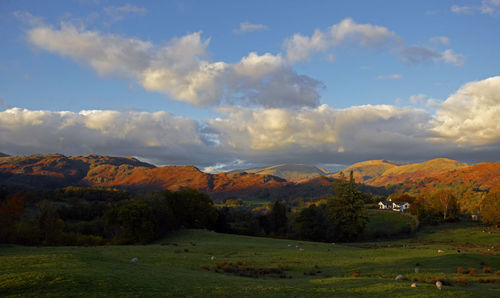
{"left": 471, "top": 213, "right": 481, "bottom": 221}
{"left": 378, "top": 201, "right": 410, "bottom": 212}
{"left": 378, "top": 201, "right": 392, "bottom": 210}
{"left": 392, "top": 202, "right": 410, "bottom": 212}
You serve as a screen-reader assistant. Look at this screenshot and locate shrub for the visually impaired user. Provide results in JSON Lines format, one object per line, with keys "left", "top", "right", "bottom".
{"left": 352, "top": 270, "right": 360, "bottom": 277}
{"left": 200, "top": 264, "right": 210, "bottom": 271}
{"left": 456, "top": 277, "right": 468, "bottom": 285}
{"left": 468, "top": 268, "right": 476, "bottom": 276}
{"left": 482, "top": 267, "right": 492, "bottom": 273}
{"left": 457, "top": 267, "right": 465, "bottom": 274}
{"left": 495, "top": 270, "right": 500, "bottom": 275}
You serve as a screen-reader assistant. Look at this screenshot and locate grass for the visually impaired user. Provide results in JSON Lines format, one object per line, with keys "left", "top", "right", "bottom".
{"left": 362, "top": 210, "right": 417, "bottom": 239}
{"left": 1, "top": 224, "right": 499, "bottom": 297}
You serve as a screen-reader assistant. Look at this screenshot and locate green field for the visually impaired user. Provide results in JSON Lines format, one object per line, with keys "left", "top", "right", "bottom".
{"left": 363, "top": 210, "right": 418, "bottom": 239}
{"left": 1, "top": 225, "right": 499, "bottom": 297}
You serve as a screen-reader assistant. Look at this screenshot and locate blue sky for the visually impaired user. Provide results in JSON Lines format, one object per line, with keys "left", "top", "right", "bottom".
{"left": 1, "top": 0, "right": 500, "bottom": 171}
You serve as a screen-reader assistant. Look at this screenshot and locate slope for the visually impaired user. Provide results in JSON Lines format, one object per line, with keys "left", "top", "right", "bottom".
{"left": 331, "top": 160, "right": 405, "bottom": 183}
{"left": 241, "top": 164, "right": 329, "bottom": 182}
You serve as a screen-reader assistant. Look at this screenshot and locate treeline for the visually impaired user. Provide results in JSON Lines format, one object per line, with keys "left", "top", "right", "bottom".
{"left": 0, "top": 173, "right": 368, "bottom": 245}
{"left": 0, "top": 187, "right": 218, "bottom": 245}
{"left": 217, "top": 172, "right": 368, "bottom": 242}
{"left": 387, "top": 189, "right": 500, "bottom": 226}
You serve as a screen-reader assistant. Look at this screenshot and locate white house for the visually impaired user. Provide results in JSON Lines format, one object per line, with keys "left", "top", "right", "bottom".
{"left": 392, "top": 202, "right": 410, "bottom": 212}
{"left": 378, "top": 201, "right": 392, "bottom": 210}
{"left": 378, "top": 201, "right": 410, "bottom": 212}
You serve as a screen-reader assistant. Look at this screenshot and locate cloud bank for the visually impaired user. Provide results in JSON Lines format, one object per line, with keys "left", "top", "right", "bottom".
{"left": 2, "top": 77, "right": 500, "bottom": 167}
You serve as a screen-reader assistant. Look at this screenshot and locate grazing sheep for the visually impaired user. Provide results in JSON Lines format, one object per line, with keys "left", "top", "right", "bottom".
{"left": 130, "top": 257, "right": 138, "bottom": 264}
{"left": 298, "top": 248, "right": 304, "bottom": 252}
{"left": 414, "top": 267, "right": 419, "bottom": 273}
{"left": 435, "top": 281, "right": 442, "bottom": 290}
{"left": 395, "top": 274, "right": 403, "bottom": 281}
{"left": 288, "top": 244, "right": 291, "bottom": 247}
{"left": 210, "top": 256, "right": 216, "bottom": 261}
{"left": 411, "top": 282, "right": 417, "bottom": 288}
{"left": 438, "top": 249, "right": 445, "bottom": 253}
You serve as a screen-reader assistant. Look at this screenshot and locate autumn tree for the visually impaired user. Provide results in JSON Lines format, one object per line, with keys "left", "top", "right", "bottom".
{"left": 481, "top": 190, "right": 500, "bottom": 226}
{"left": 0, "top": 193, "right": 26, "bottom": 243}
{"left": 38, "top": 200, "right": 65, "bottom": 245}
{"left": 432, "top": 189, "right": 459, "bottom": 221}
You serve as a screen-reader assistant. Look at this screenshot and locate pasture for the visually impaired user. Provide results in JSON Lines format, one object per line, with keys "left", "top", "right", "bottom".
{"left": 1, "top": 224, "right": 499, "bottom": 297}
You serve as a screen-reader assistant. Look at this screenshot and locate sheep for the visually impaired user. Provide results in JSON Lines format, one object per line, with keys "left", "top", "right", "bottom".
{"left": 395, "top": 274, "right": 403, "bottom": 281}
{"left": 411, "top": 282, "right": 417, "bottom": 288}
{"left": 438, "top": 249, "right": 445, "bottom": 253}
{"left": 435, "top": 281, "right": 442, "bottom": 290}
{"left": 210, "top": 256, "right": 216, "bottom": 261}
{"left": 298, "top": 248, "right": 304, "bottom": 252}
{"left": 130, "top": 257, "right": 138, "bottom": 264}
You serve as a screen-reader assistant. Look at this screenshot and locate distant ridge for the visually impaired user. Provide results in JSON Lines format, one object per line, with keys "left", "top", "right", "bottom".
{"left": 331, "top": 159, "right": 406, "bottom": 183}
{"left": 238, "top": 164, "right": 329, "bottom": 182}
{"left": 1, "top": 154, "right": 499, "bottom": 205}
{"left": 0, "top": 153, "right": 9, "bottom": 157}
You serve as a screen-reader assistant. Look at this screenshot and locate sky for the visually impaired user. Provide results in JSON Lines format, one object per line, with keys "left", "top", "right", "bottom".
{"left": 1, "top": 0, "right": 500, "bottom": 172}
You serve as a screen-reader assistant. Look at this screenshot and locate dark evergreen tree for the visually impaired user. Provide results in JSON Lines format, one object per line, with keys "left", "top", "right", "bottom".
{"left": 269, "top": 200, "right": 288, "bottom": 235}
{"left": 325, "top": 171, "right": 367, "bottom": 241}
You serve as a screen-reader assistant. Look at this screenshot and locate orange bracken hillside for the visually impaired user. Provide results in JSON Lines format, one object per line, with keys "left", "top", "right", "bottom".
{"left": 0, "top": 154, "right": 290, "bottom": 199}
{"left": 365, "top": 158, "right": 468, "bottom": 186}
{"left": 331, "top": 160, "right": 405, "bottom": 183}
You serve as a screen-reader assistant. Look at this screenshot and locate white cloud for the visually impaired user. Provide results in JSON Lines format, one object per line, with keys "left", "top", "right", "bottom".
{"left": 26, "top": 23, "right": 321, "bottom": 108}
{"left": 13, "top": 11, "right": 44, "bottom": 26}
{"left": 233, "top": 52, "right": 285, "bottom": 78}
{"left": 399, "top": 46, "right": 465, "bottom": 66}
{"left": 451, "top": 5, "right": 474, "bottom": 14}
{"left": 23, "top": 17, "right": 465, "bottom": 111}
{"left": 233, "top": 22, "right": 268, "bottom": 34}
{"left": 207, "top": 104, "right": 432, "bottom": 157}
{"left": 284, "top": 18, "right": 401, "bottom": 63}
{"left": 409, "top": 94, "right": 427, "bottom": 104}
{"left": 431, "top": 76, "right": 500, "bottom": 145}
{"left": 481, "top": 0, "right": 500, "bottom": 14}
{"left": 3, "top": 77, "right": 500, "bottom": 167}
{"left": 104, "top": 4, "right": 147, "bottom": 21}
{"left": 27, "top": 23, "right": 153, "bottom": 79}
{"left": 0, "top": 108, "right": 213, "bottom": 165}
{"left": 283, "top": 18, "right": 463, "bottom": 67}
{"left": 377, "top": 74, "right": 402, "bottom": 80}
{"left": 429, "top": 36, "right": 450, "bottom": 45}
{"left": 440, "top": 49, "right": 465, "bottom": 66}
{"left": 451, "top": 1, "right": 500, "bottom": 15}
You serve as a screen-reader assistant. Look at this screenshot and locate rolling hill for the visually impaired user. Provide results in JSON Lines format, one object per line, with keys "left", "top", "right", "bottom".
{"left": 331, "top": 159, "right": 406, "bottom": 183}
{"left": 0, "top": 154, "right": 293, "bottom": 200}
{"left": 365, "top": 158, "right": 468, "bottom": 186}
{"left": 239, "top": 164, "right": 329, "bottom": 182}
{"left": 1, "top": 154, "right": 499, "bottom": 206}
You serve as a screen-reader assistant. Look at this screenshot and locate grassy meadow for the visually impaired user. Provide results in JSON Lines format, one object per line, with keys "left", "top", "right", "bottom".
{"left": 1, "top": 224, "right": 499, "bottom": 297}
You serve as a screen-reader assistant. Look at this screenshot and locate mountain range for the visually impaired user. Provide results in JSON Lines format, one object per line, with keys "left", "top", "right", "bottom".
{"left": 1, "top": 154, "right": 499, "bottom": 203}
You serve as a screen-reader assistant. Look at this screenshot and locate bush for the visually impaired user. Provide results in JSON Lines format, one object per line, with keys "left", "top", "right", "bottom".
{"left": 456, "top": 277, "right": 468, "bottom": 285}
{"left": 482, "top": 267, "right": 492, "bottom": 273}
